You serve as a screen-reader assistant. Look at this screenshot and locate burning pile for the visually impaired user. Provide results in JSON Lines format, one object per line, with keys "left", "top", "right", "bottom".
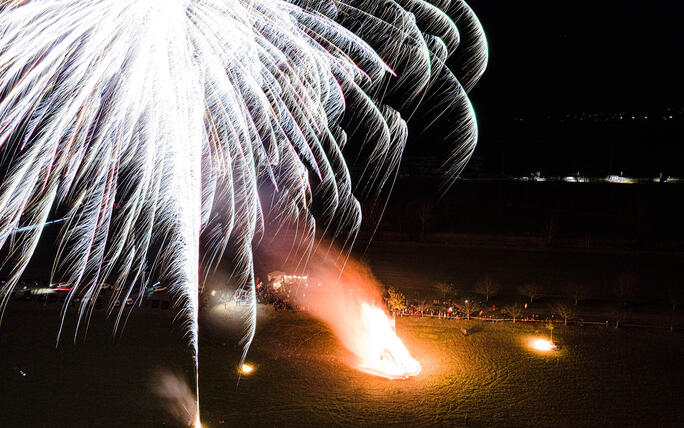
{"left": 292, "top": 256, "right": 421, "bottom": 380}
{"left": 357, "top": 304, "right": 421, "bottom": 379}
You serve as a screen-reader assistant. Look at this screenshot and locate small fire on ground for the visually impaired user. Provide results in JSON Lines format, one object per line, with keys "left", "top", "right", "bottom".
{"left": 529, "top": 338, "right": 556, "bottom": 352}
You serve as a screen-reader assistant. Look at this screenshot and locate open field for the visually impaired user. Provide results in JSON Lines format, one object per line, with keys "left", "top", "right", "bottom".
{"left": 361, "top": 241, "right": 684, "bottom": 300}
{"left": 251, "top": 238, "right": 684, "bottom": 309}
{"left": 1, "top": 302, "right": 683, "bottom": 427}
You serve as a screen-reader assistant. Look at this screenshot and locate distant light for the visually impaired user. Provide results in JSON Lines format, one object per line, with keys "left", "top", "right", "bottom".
{"left": 606, "top": 175, "right": 636, "bottom": 184}
{"left": 211, "top": 290, "right": 216, "bottom": 296}
{"left": 240, "top": 363, "right": 254, "bottom": 375}
{"left": 530, "top": 338, "right": 556, "bottom": 352}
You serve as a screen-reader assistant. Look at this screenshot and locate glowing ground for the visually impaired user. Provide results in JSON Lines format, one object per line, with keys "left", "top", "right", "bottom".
{"left": 1, "top": 303, "right": 682, "bottom": 427}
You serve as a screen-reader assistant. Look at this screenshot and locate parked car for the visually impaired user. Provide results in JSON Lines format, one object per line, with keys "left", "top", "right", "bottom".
{"left": 52, "top": 283, "right": 72, "bottom": 292}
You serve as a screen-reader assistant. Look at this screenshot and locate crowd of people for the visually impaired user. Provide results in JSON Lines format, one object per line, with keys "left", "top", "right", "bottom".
{"left": 213, "top": 273, "right": 561, "bottom": 325}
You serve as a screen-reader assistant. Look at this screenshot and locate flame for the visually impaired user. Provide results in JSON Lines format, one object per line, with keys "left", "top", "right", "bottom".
{"left": 240, "top": 363, "right": 254, "bottom": 374}
{"left": 529, "top": 338, "right": 556, "bottom": 352}
{"left": 356, "top": 304, "right": 421, "bottom": 379}
{"left": 273, "top": 248, "right": 421, "bottom": 380}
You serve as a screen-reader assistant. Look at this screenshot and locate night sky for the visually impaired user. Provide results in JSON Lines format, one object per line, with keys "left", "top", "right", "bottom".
{"left": 470, "top": 1, "right": 684, "bottom": 114}
{"left": 461, "top": 1, "right": 684, "bottom": 176}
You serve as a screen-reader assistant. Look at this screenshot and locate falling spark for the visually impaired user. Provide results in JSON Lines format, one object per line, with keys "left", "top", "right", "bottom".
{"left": 152, "top": 371, "right": 200, "bottom": 427}
{"left": 10, "top": 216, "right": 69, "bottom": 235}
{"left": 0, "top": 0, "right": 487, "bottom": 422}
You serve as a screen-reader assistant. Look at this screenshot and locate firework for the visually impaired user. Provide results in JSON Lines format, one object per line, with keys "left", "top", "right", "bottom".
{"left": 0, "top": 0, "right": 486, "bottom": 422}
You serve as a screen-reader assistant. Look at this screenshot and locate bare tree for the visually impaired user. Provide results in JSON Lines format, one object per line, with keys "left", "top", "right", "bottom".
{"left": 546, "top": 320, "right": 555, "bottom": 341}
{"left": 387, "top": 286, "right": 406, "bottom": 314}
{"left": 667, "top": 285, "right": 683, "bottom": 312}
{"left": 434, "top": 281, "right": 456, "bottom": 301}
{"left": 455, "top": 299, "right": 481, "bottom": 320}
{"left": 613, "top": 271, "right": 639, "bottom": 306}
{"left": 503, "top": 303, "right": 524, "bottom": 323}
{"left": 415, "top": 299, "right": 430, "bottom": 317}
{"left": 518, "top": 283, "right": 542, "bottom": 303}
{"left": 612, "top": 308, "right": 628, "bottom": 328}
{"left": 361, "top": 202, "right": 383, "bottom": 231}
{"left": 416, "top": 199, "right": 434, "bottom": 240}
{"left": 552, "top": 303, "right": 576, "bottom": 326}
{"left": 475, "top": 276, "right": 501, "bottom": 302}
{"left": 566, "top": 281, "right": 590, "bottom": 305}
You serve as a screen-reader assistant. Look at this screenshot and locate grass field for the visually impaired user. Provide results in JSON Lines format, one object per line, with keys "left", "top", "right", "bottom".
{"left": 2, "top": 302, "right": 683, "bottom": 427}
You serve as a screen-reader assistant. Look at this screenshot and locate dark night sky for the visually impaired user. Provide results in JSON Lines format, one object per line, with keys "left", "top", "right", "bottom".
{"left": 469, "top": 1, "right": 684, "bottom": 115}
{"left": 456, "top": 1, "right": 684, "bottom": 177}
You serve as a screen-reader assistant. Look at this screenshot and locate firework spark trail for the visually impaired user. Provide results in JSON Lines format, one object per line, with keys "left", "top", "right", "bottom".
{"left": 8, "top": 216, "right": 68, "bottom": 234}
{"left": 0, "top": 0, "right": 486, "bottom": 422}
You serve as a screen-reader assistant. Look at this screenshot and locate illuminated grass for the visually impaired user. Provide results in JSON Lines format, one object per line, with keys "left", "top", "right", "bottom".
{"left": 1, "top": 304, "right": 682, "bottom": 427}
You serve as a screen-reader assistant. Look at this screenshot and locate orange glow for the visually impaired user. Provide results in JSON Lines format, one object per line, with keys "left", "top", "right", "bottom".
{"left": 193, "top": 415, "right": 202, "bottom": 428}
{"left": 529, "top": 338, "right": 556, "bottom": 352}
{"left": 240, "top": 363, "right": 254, "bottom": 375}
{"left": 356, "top": 304, "right": 421, "bottom": 379}
{"left": 288, "top": 251, "right": 421, "bottom": 380}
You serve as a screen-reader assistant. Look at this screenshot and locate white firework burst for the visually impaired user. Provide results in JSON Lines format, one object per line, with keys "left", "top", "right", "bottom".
{"left": 0, "top": 0, "right": 486, "bottom": 418}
